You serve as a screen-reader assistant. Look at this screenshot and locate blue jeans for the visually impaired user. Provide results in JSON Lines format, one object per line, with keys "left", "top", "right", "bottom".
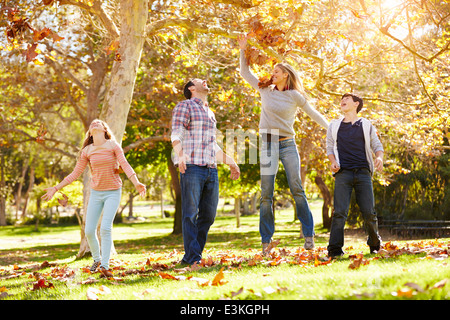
{"left": 327, "top": 168, "right": 381, "bottom": 255}
{"left": 260, "top": 139, "right": 314, "bottom": 243}
{"left": 85, "top": 188, "right": 121, "bottom": 270}
{"left": 180, "top": 165, "right": 219, "bottom": 264}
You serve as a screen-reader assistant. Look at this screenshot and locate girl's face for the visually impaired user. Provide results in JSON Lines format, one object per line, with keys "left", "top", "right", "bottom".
{"left": 89, "top": 120, "right": 106, "bottom": 135}
{"left": 271, "top": 66, "right": 288, "bottom": 85}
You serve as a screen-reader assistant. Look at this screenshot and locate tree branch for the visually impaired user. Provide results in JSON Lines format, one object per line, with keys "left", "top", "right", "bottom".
{"left": 58, "top": 0, "right": 119, "bottom": 38}
{"left": 122, "top": 135, "right": 170, "bottom": 153}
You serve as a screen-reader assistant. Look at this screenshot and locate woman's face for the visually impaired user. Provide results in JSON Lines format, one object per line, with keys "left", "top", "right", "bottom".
{"left": 89, "top": 120, "right": 106, "bottom": 135}
{"left": 271, "top": 66, "right": 288, "bottom": 86}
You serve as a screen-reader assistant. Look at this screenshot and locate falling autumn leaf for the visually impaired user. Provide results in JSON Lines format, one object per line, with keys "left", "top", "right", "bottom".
{"left": 57, "top": 192, "right": 68, "bottom": 207}
{"left": 36, "top": 123, "right": 47, "bottom": 143}
{"left": 24, "top": 43, "right": 39, "bottom": 62}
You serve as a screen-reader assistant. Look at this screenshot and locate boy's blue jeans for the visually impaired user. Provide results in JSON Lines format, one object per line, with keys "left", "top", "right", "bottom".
{"left": 180, "top": 165, "right": 219, "bottom": 264}
{"left": 327, "top": 168, "right": 381, "bottom": 256}
{"left": 260, "top": 139, "right": 314, "bottom": 243}
{"left": 85, "top": 188, "right": 121, "bottom": 270}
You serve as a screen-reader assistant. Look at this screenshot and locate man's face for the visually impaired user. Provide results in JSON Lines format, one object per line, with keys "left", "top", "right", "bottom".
{"left": 340, "top": 96, "right": 359, "bottom": 113}
{"left": 191, "top": 78, "right": 209, "bottom": 94}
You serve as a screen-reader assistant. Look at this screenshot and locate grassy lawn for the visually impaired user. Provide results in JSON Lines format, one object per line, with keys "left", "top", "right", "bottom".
{"left": 1, "top": 198, "right": 449, "bottom": 304}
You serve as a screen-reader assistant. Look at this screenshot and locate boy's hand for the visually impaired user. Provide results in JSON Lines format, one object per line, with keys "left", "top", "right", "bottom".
{"left": 330, "top": 161, "right": 340, "bottom": 173}
{"left": 374, "top": 156, "right": 383, "bottom": 172}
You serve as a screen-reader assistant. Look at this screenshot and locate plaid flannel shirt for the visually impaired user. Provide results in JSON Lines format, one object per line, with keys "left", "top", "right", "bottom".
{"left": 171, "top": 97, "right": 220, "bottom": 167}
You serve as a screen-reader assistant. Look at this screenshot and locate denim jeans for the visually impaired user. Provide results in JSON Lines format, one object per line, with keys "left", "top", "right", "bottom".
{"left": 260, "top": 138, "right": 314, "bottom": 243}
{"left": 85, "top": 188, "right": 121, "bottom": 270}
{"left": 327, "top": 168, "right": 381, "bottom": 255}
{"left": 180, "top": 165, "right": 219, "bottom": 264}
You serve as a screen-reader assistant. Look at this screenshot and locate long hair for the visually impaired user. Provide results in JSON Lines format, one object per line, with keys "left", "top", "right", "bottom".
{"left": 79, "top": 119, "right": 117, "bottom": 172}
{"left": 81, "top": 119, "right": 115, "bottom": 150}
{"left": 258, "top": 62, "right": 309, "bottom": 99}
{"left": 275, "top": 63, "right": 307, "bottom": 96}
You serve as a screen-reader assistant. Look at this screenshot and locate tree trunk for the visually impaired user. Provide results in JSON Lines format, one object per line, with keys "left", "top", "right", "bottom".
{"left": 235, "top": 197, "right": 241, "bottom": 228}
{"left": 77, "top": 0, "right": 148, "bottom": 258}
{"left": 314, "top": 175, "right": 332, "bottom": 230}
{"left": 0, "top": 153, "right": 6, "bottom": 226}
{"left": 128, "top": 193, "right": 134, "bottom": 218}
{"left": 15, "top": 162, "right": 28, "bottom": 221}
{"left": 76, "top": 172, "right": 91, "bottom": 259}
{"left": 101, "top": 0, "right": 149, "bottom": 143}
{"left": 168, "top": 156, "right": 182, "bottom": 234}
{"left": 21, "top": 166, "right": 35, "bottom": 219}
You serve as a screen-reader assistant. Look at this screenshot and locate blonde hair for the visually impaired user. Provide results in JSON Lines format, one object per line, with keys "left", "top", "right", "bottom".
{"left": 274, "top": 63, "right": 308, "bottom": 97}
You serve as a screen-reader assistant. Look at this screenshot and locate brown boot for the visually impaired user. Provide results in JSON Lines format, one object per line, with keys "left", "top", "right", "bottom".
{"left": 99, "top": 267, "right": 113, "bottom": 278}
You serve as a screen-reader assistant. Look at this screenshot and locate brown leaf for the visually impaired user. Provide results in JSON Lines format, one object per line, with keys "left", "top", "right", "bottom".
{"left": 404, "top": 282, "right": 424, "bottom": 292}
{"left": 31, "top": 278, "right": 54, "bottom": 291}
{"left": 432, "top": 279, "right": 448, "bottom": 289}
{"left": 49, "top": 30, "right": 64, "bottom": 42}
{"left": 32, "top": 27, "right": 51, "bottom": 42}
{"left": 57, "top": 193, "right": 68, "bottom": 207}
{"left": 230, "top": 287, "right": 244, "bottom": 298}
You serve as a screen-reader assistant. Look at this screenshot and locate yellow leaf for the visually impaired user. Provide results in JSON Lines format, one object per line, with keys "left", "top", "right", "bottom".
{"left": 212, "top": 267, "right": 226, "bottom": 286}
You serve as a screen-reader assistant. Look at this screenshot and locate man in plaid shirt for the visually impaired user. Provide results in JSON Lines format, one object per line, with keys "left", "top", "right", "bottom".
{"left": 171, "top": 78, "right": 240, "bottom": 265}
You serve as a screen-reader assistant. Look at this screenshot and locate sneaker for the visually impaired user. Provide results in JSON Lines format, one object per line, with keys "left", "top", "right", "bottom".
{"left": 90, "top": 260, "right": 100, "bottom": 272}
{"left": 99, "top": 266, "right": 113, "bottom": 278}
{"left": 262, "top": 242, "right": 271, "bottom": 256}
{"left": 370, "top": 245, "right": 380, "bottom": 254}
{"left": 328, "top": 251, "right": 344, "bottom": 259}
{"left": 304, "top": 237, "right": 315, "bottom": 250}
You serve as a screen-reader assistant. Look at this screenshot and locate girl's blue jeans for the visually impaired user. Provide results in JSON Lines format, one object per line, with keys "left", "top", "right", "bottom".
{"left": 260, "top": 138, "right": 314, "bottom": 243}
{"left": 85, "top": 188, "right": 121, "bottom": 270}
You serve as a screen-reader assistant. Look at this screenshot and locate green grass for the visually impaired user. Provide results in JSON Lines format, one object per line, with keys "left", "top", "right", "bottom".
{"left": 1, "top": 199, "right": 449, "bottom": 301}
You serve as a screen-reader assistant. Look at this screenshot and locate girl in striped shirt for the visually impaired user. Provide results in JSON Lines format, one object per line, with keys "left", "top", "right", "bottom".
{"left": 41, "top": 119, "right": 146, "bottom": 277}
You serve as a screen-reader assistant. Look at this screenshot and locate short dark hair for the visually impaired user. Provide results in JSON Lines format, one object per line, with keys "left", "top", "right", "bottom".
{"left": 183, "top": 80, "right": 195, "bottom": 99}
{"left": 342, "top": 93, "right": 363, "bottom": 113}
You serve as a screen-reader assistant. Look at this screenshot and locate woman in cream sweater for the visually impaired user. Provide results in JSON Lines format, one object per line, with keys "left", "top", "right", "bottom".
{"left": 238, "top": 35, "right": 328, "bottom": 253}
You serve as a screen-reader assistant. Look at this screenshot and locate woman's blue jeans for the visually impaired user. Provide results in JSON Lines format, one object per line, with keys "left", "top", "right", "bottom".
{"left": 327, "top": 168, "right": 381, "bottom": 256}
{"left": 85, "top": 188, "right": 121, "bottom": 270}
{"left": 180, "top": 165, "right": 219, "bottom": 264}
{"left": 260, "top": 138, "right": 314, "bottom": 243}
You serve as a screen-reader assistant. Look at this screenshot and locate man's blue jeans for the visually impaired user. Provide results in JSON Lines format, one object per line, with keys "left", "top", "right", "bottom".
{"left": 327, "top": 168, "right": 381, "bottom": 256}
{"left": 260, "top": 138, "right": 314, "bottom": 243}
{"left": 180, "top": 165, "right": 219, "bottom": 264}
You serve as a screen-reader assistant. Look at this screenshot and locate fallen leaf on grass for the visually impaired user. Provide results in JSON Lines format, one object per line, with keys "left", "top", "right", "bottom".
{"left": 348, "top": 253, "right": 371, "bottom": 270}
{"left": 263, "top": 286, "right": 277, "bottom": 294}
{"left": 432, "top": 279, "right": 448, "bottom": 289}
{"left": 158, "top": 272, "right": 186, "bottom": 281}
{"left": 31, "top": 278, "right": 54, "bottom": 291}
{"left": 392, "top": 287, "right": 416, "bottom": 298}
{"left": 211, "top": 267, "right": 227, "bottom": 286}
{"left": 404, "top": 282, "right": 424, "bottom": 292}
{"left": 86, "top": 285, "right": 111, "bottom": 300}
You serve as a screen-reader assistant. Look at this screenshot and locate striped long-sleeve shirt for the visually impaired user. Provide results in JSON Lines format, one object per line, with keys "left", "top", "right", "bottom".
{"left": 64, "top": 140, "right": 136, "bottom": 190}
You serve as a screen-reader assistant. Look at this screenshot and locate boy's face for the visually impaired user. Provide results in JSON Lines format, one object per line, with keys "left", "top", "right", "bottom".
{"left": 340, "top": 96, "right": 359, "bottom": 113}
